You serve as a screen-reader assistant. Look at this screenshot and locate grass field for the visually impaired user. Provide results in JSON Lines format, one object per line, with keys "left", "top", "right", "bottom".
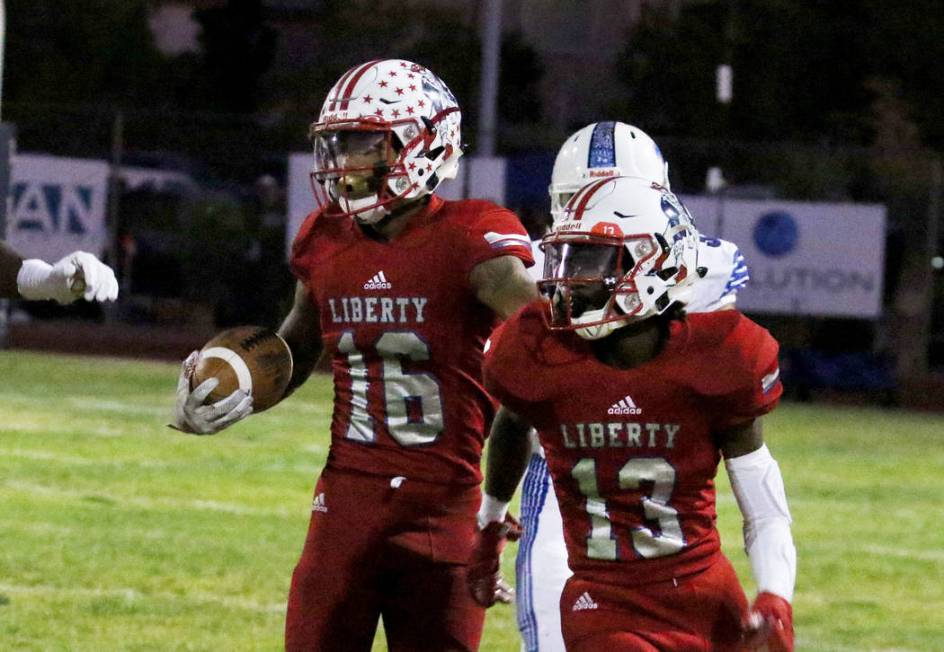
{"left": 1, "top": 350, "right": 943, "bottom": 651}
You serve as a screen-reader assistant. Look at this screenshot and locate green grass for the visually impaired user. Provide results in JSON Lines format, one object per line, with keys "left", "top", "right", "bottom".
{"left": 1, "top": 350, "right": 942, "bottom": 651}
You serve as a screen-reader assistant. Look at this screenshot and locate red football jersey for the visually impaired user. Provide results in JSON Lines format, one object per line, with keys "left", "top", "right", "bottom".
{"left": 290, "top": 195, "right": 533, "bottom": 486}
{"left": 484, "top": 302, "right": 783, "bottom": 585}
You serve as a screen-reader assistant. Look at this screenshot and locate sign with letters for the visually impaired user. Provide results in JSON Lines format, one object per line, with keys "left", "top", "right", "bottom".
{"left": 680, "top": 195, "right": 886, "bottom": 318}
{"left": 8, "top": 154, "right": 109, "bottom": 261}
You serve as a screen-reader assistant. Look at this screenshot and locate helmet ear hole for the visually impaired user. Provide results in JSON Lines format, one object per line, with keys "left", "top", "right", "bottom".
{"left": 656, "top": 266, "right": 678, "bottom": 281}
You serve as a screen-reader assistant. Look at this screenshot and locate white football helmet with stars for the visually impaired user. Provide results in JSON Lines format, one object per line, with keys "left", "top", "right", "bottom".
{"left": 310, "top": 59, "right": 463, "bottom": 224}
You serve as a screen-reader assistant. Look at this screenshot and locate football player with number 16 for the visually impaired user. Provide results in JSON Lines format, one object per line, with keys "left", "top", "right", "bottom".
{"left": 173, "top": 59, "right": 538, "bottom": 651}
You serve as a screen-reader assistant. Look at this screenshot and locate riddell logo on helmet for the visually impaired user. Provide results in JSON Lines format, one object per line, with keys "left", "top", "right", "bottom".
{"left": 556, "top": 222, "right": 583, "bottom": 232}
{"left": 589, "top": 169, "right": 618, "bottom": 178}
{"left": 363, "top": 271, "right": 392, "bottom": 290}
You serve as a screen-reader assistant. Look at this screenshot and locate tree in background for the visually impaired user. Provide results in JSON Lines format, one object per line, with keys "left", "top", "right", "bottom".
{"left": 613, "top": 0, "right": 944, "bottom": 152}
{"left": 5, "top": 0, "right": 165, "bottom": 109}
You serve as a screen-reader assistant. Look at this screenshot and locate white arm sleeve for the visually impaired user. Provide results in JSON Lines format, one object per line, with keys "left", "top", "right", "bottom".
{"left": 725, "top": 444, "right": 797, "bottom": 602}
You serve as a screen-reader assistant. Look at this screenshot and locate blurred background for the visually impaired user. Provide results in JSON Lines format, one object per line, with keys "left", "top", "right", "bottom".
{"left": 2, "top": 3, "right": 944, "bottom": 650}
{"left": 1, "top": 0, "right": 943, "bottom": 407}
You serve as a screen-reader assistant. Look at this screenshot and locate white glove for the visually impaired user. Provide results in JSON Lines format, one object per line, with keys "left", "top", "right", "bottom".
{"left": 17, "top": 251, "right": 119, "bottom": 304}
{"left": 173, "top": 351, "right": 253, "bottom": 435}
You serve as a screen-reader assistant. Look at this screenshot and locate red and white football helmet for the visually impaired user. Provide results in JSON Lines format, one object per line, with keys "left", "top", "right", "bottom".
{"left": 540, "top": 176, "right": 700, "bottom": 340}
{"left": 310, "top": 59, "right": 463, "bottom": 224}
{"left": 549, "top": 122, "right": 669, "bottom": 224}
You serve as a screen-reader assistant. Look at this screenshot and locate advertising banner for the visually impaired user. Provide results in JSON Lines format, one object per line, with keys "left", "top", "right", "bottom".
{"left": 681, "top": 195, "right": 886, "bottom": 318}
{"left": 8, "top": 154, "right": 109, "bottom": 261}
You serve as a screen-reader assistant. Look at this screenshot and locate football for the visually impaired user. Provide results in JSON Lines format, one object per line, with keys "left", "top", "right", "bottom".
{"left": 191, "top": 326, "right": 293, "bottom": 412}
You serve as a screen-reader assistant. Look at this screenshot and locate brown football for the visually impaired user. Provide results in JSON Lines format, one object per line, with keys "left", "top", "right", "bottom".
{"left": 191, "top": 326, "right": 294, "bottom": 412}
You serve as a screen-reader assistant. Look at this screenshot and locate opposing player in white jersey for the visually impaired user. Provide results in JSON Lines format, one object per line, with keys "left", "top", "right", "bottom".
{"left": 515, "top": 121, "right": 749, "bottom": 651}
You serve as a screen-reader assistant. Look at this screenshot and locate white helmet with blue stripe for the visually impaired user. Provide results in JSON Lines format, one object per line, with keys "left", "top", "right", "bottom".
{"left": 549, "top": 122, "right": 669, "bottom": 223}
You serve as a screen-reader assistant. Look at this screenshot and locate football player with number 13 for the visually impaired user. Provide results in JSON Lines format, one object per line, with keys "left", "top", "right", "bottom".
{"left": 471, "top": 176, "right": 796, "bottom": 651}
{"left": 514, "top": 121, "right": 751, "bottom": 652}
{"left": 173, "top": 59, "right": 538, "bottom": 651}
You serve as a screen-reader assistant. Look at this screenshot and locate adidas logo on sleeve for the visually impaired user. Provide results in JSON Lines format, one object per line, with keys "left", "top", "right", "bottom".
{"left": 607, "top": 394, "right": 641, "bottom": 415}
{"left": 572, "top": 591, "right": 599, "bottom": 611}
{"left": 312, "top": 492, "right": 328, "bottom": 513}
{"left": 363, "top": 271, "right": 392, "bottom": 290}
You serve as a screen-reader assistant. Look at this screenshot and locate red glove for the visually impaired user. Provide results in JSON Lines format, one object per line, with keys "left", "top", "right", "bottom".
{"left": 743, "top": 592, "right": 793, "bottom": 652}
{"left": 466, "top": 514, "right": 521, "bottom": 607}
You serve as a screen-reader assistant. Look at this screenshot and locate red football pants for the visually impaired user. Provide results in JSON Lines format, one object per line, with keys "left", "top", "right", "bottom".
{"left": 285, "top": 467, "right": 486, "bottom": 652}
{"left": 561, "top": 553, "right": 749, "bottom": 652}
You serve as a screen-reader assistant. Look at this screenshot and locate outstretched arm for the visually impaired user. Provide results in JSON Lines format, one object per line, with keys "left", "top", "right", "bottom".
{"left": 0, "top": 241, "right": 118, "bottom": 303}
{"left": 719, "top": 419, "right": 797, "bottom": 652}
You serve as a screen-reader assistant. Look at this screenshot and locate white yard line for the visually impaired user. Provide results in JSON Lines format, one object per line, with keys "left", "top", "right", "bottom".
{"left": 2, "top": 480, "right": 301, "bottom": 518}
{"left": 857, "top": 544, "right": 944, "bottom": 563}
{"left": 0, "top": 582, "right": 284, "bottom": 613}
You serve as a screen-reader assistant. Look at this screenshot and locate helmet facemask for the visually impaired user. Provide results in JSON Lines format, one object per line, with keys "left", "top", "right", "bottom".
{"left": 310, "top": 123, "right": 407, "bottom": 224}
{"left": 539, "top": 177, "right": 700, "bottom": 340}
{"left": 539, "top": 234, "right": 657, "bottom": 340}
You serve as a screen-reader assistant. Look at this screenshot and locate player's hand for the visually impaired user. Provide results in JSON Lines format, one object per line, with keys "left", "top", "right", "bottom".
{"left": 743, "top": 592, "right": 793, "bottom": 652}
{"left": 172, "top": 351, "right": 253, "bottom": 435}
{"left": 17, "top": 252, "right": 119, "bottom": 304}
{"left": 466, "top": 514, "right": 521, "bottom": 608}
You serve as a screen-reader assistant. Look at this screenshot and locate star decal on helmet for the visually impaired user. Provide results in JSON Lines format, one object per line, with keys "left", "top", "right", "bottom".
{"left": 310, "top": 59, "right": 462, "bottom": 224}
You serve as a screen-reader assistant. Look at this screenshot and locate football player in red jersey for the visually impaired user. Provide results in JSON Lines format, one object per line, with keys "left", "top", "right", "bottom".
{"left": 470, "top": 176, "right": 796, "bottom": 651}
{"left": 1, "top": 241, "right": 118, "bottom": 303}
{"left": 173, "top": 59, "right": 538, "bottom": 651}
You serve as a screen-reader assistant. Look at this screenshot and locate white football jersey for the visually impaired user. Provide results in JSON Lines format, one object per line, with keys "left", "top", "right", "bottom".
{"left": 687, "top": 236, "right": 749, "bottom": 313}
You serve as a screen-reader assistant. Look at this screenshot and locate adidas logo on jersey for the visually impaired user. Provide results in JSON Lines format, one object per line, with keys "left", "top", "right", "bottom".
{"left": 607, "top": 394, "right": 641, "bottom": 415}
{"left": 312, "top": 493, "right": 328, "bottom": 513}
{"left": 572, "top": 591, "right": 598, "bottom": 612}
{"left": 363, "top": 271, "right": 391, "bottom": 290}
